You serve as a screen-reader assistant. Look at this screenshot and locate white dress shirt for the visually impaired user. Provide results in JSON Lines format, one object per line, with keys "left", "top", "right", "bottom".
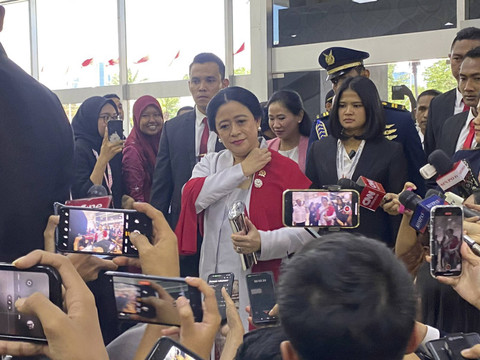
{"left": 194, "top": 107, "right": 218, "bottom": 158}
{"left": 455, "top": 108, "right": 477, "bottom": 152}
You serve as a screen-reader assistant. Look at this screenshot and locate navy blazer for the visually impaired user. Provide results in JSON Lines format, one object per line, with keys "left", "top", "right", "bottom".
{"left": 306, "top": 136, "right": 407, "bottom": 247}
{"left": 308, "top": 103, "right": 426, "bottom": 195}
{"left": 424, "top": 88, "right": 456, "bottom": 157}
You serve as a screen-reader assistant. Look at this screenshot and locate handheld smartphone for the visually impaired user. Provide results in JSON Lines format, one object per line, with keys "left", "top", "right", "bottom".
{"left": 0, "top": 264, "right": 62, "bottom": 342}
{"left": 283, "top": 189, "right": 359, "bottom": 228}
{"left": 430, "top": 205, "right": 463, "bottom": 277}
{"left": 207, "top": 272, "right": 234, "bottom": 322}
{"left": 246, "top": 272, "right": 278, "bottom": 326}
{"left": 146, "top": 337, "right": 202, "bottom": 360}
{"left": 55, "top": 203, "right": 152, "bottom": 257}
{"left": 426, "top": 333, "right": 480, "bottom": 360}
{"left": 107, "top": 119, "right": 124, "bottom": 142}
{"left": 105, "top": 271, "right": 203, "bottom": 326}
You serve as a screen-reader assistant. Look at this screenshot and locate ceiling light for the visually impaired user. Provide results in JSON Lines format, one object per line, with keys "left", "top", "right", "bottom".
{"left": 352, "top": 0, "right": 377, "bottom": 3}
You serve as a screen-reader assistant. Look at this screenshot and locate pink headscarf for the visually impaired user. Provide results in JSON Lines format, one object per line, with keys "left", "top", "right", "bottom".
{"left": 125, "top": 95, "right": 163, "bottom": 172}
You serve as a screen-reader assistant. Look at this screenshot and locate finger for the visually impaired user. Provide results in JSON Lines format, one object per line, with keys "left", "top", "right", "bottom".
{"left": 176, "top": 296, "right": 195, "bottom": 330}
{"left": 149, "top": 282, "right": 174, "bottom": 301}
{"left": 0, "top": 340, "right": 46, "bottom": 357}
{"left": 161, "top": 326, "right": 180, "bottom": 337}
{"left": 268, "top": 303, "right": 279, "bottom": 316}
{"left": 16, "top": 293, "right": 68, "bottom": 337}
{"left": 133, "top": 202, "right": 175, "bottom": 246}
{"left": 461, "top": 344, "right": 480, "bottom": 358}
{"left": 129, "top": 232, "right": 152, "bottom": 254}
{"left": 95, "top": 258, "right": 118, "bottom": 272}
{"left": 13, "top": 251, "right": 89, "bottom": 300}
{"left": 112, "top": 256, "right": 140, "bottom": 268}
{"left": 436, "top": 275, "right": 458, "bottom": 287}
{"left": 221, "top": 287, "right": 235, "bottom": 307}
{"left": 185, "top": 277, "right": 220, "bottom": 324}
{"left": 43, "top": 215, "right": 59, "bottom": 253}
{"left": 244, "top": 217, "right": 257, "bottom": 232}
{"left": 403, "top": 182, "right": 417, "bottom": 191}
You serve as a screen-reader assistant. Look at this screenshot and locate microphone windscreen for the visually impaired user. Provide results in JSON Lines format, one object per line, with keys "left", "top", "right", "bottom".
{"left": 398, "top": 190, "right": 421, "bottom": 211}
{"left": 428, "top": 150, "right": 454, "bottom": 176}
{"left": 87, "top": 185, "right": 108, "bottom": 197}
{"left": 337, "top": 178, "right": 359, "bottom": 190}
{"left": 425, "top": 188, "right": 444, "bottom": 199}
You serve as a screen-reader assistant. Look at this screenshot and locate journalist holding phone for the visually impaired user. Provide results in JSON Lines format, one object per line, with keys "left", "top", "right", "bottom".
{"left": 306, "top": 76, "right": 407, "bottom": 246}
{"left": 71, "top": 96, "right": 125, "bottom": 208}
{"left": 176, "top": 86, "right": 311, "bottom": 329}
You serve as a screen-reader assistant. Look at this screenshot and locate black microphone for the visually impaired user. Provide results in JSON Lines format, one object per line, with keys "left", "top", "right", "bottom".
{"left": 337, "top": 178, "right": 362, "bottom": 191}
{"left": 398, "top": 190, "right": 444, "bottom": 232}
{"left": 87, "top": 185, "right": 108, "bottom": 198}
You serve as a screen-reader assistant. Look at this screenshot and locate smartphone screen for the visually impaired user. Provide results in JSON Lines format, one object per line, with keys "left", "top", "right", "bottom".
{"left": 55, "top": 205, "right": 152, "bottom": 256}
{"left": 207, "top": 272, "right": 234, "bottom": 321}
{"left": 106, "top": 271, "right": 203, "bottom": 326}
{"left": 146, "top": 337, "right": 202, "bottom": 360}
{"left": 0, "top": 265, "right": 62, "bottom": 342}
{"left": 246, "top": 272, "right": 278, "bottom": 326}
{"left": 427, "top": 333, "right": 480, "bottom": 360}
{"left": 283, "top": 189, "right": 359, "bottom": 228}
{"left": 430, "top": 205, "right": 463, "bottom": 277}
{"left": 107, "top": 119, "right": 124, "bottom": 142}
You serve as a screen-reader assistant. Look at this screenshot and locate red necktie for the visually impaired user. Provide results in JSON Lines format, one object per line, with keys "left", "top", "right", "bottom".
{"left": 199, "top": 117, "right": 209, "bottom": 157}
{"left": 462, "top": 100, "right": 470, "bottom": 113}
{"left": 463, "top": 119, "right": 475, "bottom": 149}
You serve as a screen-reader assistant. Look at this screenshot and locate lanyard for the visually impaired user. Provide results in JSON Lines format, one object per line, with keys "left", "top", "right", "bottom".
{"left": 336, "top": 139, "right": 365, "bottom": 180}
{"left": 92, "top": 149, "right": 113, "bottom": 194}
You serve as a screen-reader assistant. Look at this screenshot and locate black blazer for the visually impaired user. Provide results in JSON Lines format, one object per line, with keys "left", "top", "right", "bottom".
{"left": 424, "top": 88, "right": 456, "bottom": 156}
{"left": 436, "top": 111, "right": 469, "bottom": 158}
{"left": 150, "top": 110, "right": 224, "bottom": 230}
{"left": 306, "top": 136, "right": 407, "bottom": 246}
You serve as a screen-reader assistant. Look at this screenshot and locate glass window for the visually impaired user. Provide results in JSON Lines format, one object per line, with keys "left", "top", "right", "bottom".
{"left": 273, "top": 0, "right": 456, "bottom": 47}
{"left": 466, "top": 0, "right": 480, "bottom": 20}
{"left": 233, "top": 0, "right": 251, "bottom": 75}
{"left": 125, "top": 0, "right": 225, "bottom": 84}
{"left": 37, "top": 0, "right": 118, "bottom": 90}
{"left": 0, "top": 1, "right": 31, "bottom": 74}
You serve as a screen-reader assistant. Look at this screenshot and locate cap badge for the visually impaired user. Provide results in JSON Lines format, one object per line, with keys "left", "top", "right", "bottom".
{"left": 324, "top": 50, "right": 335, "bottom": 66}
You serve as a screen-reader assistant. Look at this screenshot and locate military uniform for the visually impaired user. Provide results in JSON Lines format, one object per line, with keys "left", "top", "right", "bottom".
{"left": 309, "top": 47, "right": 427, "bottom": 195}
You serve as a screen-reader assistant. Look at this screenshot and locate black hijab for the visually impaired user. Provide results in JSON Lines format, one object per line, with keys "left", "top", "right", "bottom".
{"left": 72, "top": 96, "right": 117, "bottom": 152}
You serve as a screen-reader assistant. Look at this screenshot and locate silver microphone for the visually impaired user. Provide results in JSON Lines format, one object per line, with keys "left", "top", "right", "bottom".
{"left": 228, "top": 200, "right": 258, "bottom": 271}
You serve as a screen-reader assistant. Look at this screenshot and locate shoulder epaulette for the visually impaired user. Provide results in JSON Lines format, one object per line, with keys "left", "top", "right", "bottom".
{"left": 316, "top": 111, "right": 329, "bottom": 120}
{"left": 382, "top": 101, "right": 407, "bottom": 111}
{"left": 315, "top": 119, "right": 328, "bottom": 139}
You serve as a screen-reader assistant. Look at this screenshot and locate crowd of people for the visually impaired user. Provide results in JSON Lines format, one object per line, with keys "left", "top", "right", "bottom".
{"left": 7, "top": 1, "right": 480, "bottom": 358}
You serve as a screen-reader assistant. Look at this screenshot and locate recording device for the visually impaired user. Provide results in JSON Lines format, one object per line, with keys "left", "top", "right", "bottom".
{"left": 55, "top": 203, "right": 152, "bottom": 256}
{"left": 420, "top": 150, "right": 479, "bottom": 198}
{"left": 207, "top": 272, "right": 234, "bottom": 322}
{"left": 86, "top": 184, "right": 108, "bottom": 197}
{"left": 337, "top": 177, "right": 386, "bottom": 212}
{"left": 145, "top": 337, "right": 202, "bottom": 360}
{"left": 0, "top": 264, "right": 62, "bottom": 342}
{"left": 107, "top": 119, "right": 124, "bottom": 142}
{"left": 283, "top": 189, "right": 359, "bottom": 228}
{"left": 398, "top": 190, "right": 445, "bottom": 232}
{"left": 228, "top": 201, "right": 257, "bottom": 271}
{"left": 426, "top": 332, "right": 480, "bottom": 360}
{"left": 430, "top": 205, "right": 463, "bottom": 277}
{"left": 246, "top": 272, "right": 278, "bottom": 326}
{"left": 425, "top": 189, "right": 480, "bottom": 219}
{"left": 105, "top": 272, "right": 203, "bottom": 326}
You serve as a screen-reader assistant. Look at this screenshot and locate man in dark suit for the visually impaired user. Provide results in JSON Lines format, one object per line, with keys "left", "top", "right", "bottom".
{"left": 0, "top": 5, "right": 74, "bottom": 262}
{"left": 424, "top": 27, "right": 480, "bottom": 156}
{"left": 150, "top": 53, "right": 228, "bottom": 276}
{"left": 309, "top": 47, "right": 427, "bottom": 195}
{"left": 437, "top": 47, "right": 480, "bottom": 157}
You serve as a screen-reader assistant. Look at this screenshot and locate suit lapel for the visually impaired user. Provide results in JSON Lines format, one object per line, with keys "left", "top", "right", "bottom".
{"left": 185, "top": 112, "right": 197, "bottom": 170}
{"left": 449, "top": 112, "right": 468, "bottom": 155}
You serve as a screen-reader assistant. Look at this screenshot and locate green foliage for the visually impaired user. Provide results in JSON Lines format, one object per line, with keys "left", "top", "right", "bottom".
{"left": 110, "top": 68, "right": 148, "bottom": 85}
{"left": 387, "top": 64, "right": 412, "bottom": 109}
{"left": 423, "top": 59, "right": 456, "bottom": 93}
{"left": 158, "top": 97, "right": 180, "bottom": 121}
{"left": 234, "top": 67, "right": 250, "bottom": 75}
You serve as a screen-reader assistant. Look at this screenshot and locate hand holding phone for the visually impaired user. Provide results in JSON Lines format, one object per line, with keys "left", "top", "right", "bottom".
{"left": 107, "top": 119, "right": 124, "bottom": 142}
{"left": 146, "top": 337, "right": 202, "bottom": 360}
{"left": 207, "top": 272, "right": 234, "bottom": 321}
{"left": 0, "top": 251, "right": 108, "bottom": 360}
{"left": 246, "top": 272, "right": 278, "bottom": 326}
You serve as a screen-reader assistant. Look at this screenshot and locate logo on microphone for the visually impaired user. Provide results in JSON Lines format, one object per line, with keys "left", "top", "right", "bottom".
{"left": 362, "top": 190, "right": 377, "bottom": 207}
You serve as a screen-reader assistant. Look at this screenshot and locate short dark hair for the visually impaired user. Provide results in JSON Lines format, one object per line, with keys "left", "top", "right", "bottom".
{"left": 329, "top": 76, "right": 385, "bottom": 141}
{"left": 451, "top": 27, "right": 480, "bottom": 50}
{"left": 189, "top": 52, "right": 226, "bottom": 80}
{"left": 234, "top": 326, "right": 286, "bottom": 360}
{"left": 267, "top": 90, "right": 312, "bottom": 137}
{"left": 464, "top": 46, "right": 480, "bottom": 60}
{"left": 417, "top": 89, "right": 441, "bottom": 102}
{"left": 176, "top": 105, "right": 194, "bottom": 116}
{"left": 206, "top": 86, "right": 263, "bottom": 132}
{"left": 104, "top": 93, "right": 120, "bottom": 100}
{"left": 278, "top": 233, "right": 416, "bottom": 360}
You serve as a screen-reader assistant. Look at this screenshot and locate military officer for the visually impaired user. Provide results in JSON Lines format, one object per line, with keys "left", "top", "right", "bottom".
{"left": 309, "top": 47, "right": 426, "bottom": 195}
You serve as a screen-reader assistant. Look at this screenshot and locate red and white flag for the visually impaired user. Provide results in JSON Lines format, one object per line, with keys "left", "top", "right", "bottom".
{"left": 234, "top": 43, "right": 245, "bottom": 55}
{"left": 169, "top": 50, "right": 180, "bottom": 66}
{"left": 134, "top": 55, "right": 149, "bottom": 64}
{"left": 81, "top": 58, "right": 94, "bottom": 67}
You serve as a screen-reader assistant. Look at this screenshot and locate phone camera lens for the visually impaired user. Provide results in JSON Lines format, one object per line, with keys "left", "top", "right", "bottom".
{"left": 25, "top": 279, "right": 33, "bottom": 287}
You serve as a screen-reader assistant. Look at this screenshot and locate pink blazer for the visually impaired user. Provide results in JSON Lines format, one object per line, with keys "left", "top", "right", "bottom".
{"left": 267, "top": 135, "right": 309, "bottom": 173}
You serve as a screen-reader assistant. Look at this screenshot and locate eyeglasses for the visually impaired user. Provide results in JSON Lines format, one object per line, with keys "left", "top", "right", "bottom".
{"left": 99, "top": 113, "right": 119, "bottom": 123}
{"left": 140, "top": 113, "right": 163, "bottom": 120}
